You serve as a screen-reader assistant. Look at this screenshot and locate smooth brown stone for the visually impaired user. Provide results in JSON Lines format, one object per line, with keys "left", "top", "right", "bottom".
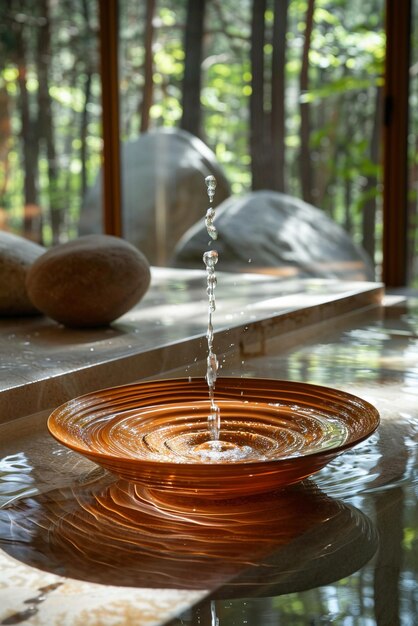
{"left": 26, "top": 235, "right": 151, "bottom": 328}
{"left": 0, "top": 231, "right": 45, "bottom": 316}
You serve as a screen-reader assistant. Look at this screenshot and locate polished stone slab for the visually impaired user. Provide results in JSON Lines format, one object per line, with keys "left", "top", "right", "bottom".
{"left": 0, "top": 267, "right": 382, "bottom": 422}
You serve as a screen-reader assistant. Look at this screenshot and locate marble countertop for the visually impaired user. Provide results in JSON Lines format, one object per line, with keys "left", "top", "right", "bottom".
{"left": 0, "top": 267, "right": 382, "bottom": 422}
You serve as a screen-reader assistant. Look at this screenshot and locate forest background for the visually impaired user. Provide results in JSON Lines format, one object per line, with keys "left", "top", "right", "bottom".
{"left": 0, "top": 0, "right": 416, "bottom": 282}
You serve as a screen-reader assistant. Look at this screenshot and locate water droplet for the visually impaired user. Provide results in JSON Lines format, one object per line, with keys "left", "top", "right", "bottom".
{"left": 205, "top": 175, "right": 217, "bottom": 203}
{"left": 203, "top": 250, "right": 218, "bottom": 268}
{"left": 205, "top": 176, "right": 218, "bottom": 238}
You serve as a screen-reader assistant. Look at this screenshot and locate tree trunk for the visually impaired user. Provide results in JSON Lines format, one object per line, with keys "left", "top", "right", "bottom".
{"left": 180, "top": 0, "right": 206, "bottom": 137}
{"left": 0, "top": 88, "right": 11, "bottom": 203}
{"left": 139, "top": 0, "right": 156, "bottom": 133}
{"left": 80, "top": 0, "right": 93, "bottom": 200}
{"left": 14, "top": 6, "right": 41, "bottom": 242}
{"left": 37, "top": 0, "right": 62, "bottom": 242}
{"left": 299, "top": 0, "right": 315, "bottom": 205}
{"left": 344, "top": 175, "right": 353, "bottom": 233}
{"left": 250, "top": 0, "right": 268, "bottom": 190}
{"left": 80, "top": 71, "right": 92, "bottom": 200}
{"left": 270, "top": 0, "right": 289, "bottom": 192}
{"left": 250, "top": 0, "right": 289, "bottom": 192}
{"left": 362, "top": 85, "right": 383, "bottom": 268}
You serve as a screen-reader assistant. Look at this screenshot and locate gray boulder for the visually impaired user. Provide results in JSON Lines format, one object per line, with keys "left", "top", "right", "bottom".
{"left": 79, "top": 128, "right": 231, "bottom": 265}
{"left": 0, "top": 231, "right": 45, "bottom": 316}
{"left": 172, "top": 191, "right": 375, "bottom": 281}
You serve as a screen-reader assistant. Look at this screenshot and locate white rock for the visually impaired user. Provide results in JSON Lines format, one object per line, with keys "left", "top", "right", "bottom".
{"left": 79, "top": 128, "right": 231, "bottom": 265}
{"left": 173, "top": 191, "right": 375, "bottom": 281}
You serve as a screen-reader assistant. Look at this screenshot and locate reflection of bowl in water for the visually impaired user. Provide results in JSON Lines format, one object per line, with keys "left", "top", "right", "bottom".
{"left": 48, "top": 377, "right": 379, "bottom": 498}
{"left": 220, "top": 494, "right": 378, "bottom": 599}
{"left": 0, "top": 477, "right": 377, "bottom": 594}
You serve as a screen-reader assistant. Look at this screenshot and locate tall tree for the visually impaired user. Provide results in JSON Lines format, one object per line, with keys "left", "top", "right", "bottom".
{"left": 250, "top": 0, "right": 268, "bottom": 190}
{"left": 0, "top": 88, "right": 11, "bottom": 204}
{"left": 270, "top": 0, "right": 289, "bottom": 192}
{"left": 361, "top": 85, "right": 383, "bottom": 265}
{"left": 13, "top": 0, "right": 41, "bottom": 242}
{"left": 37, "top": 0, "right": 60, "bottom": 242}
{"left": 139, "top": 0, "right": 156, "bottom": 133}
{"left": 250, "top": 0, "right": 289, "bottom": 192}
{"left": 299, "top": 0, "right": 315, "bottom": 205}
{"left": 80, "top": 0, "right": 93, "bottom": 200}
{"left": 180, "top": 0, "right": 206, "bottom": 137}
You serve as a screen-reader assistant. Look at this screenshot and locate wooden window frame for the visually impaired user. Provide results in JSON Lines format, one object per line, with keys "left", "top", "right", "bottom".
{"left": 382, "top": 0, "right": 411, "bottom": 287}
{"left": 98, "top": 0, "right": 122, "bottom": 237}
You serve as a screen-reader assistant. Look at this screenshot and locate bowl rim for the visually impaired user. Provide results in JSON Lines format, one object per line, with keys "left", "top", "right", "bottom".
{"left": 47, "top": 376, "right": 380, "bottom": 468}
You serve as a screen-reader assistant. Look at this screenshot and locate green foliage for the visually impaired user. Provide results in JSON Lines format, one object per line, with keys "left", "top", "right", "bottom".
{"left": 0, "top": 0, "right": 101, "bottom": 244}
{"left": 3, "top": 0, "right": 415, "bottom": 280}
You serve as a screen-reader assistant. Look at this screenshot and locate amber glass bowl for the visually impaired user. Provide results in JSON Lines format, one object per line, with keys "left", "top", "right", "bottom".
{"left": 47, "top": 377, "right": 379, "bottom": 498}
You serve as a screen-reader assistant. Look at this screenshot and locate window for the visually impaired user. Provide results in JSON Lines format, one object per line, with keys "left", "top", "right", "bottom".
{"left": 0, "top": 0, "right": 413, "bottom": 287}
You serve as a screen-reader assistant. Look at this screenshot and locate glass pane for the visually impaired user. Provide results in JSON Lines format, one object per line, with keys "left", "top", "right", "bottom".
{"left": 0, "top": 0, "right": 101, "bottom": 245}
{"left": 116, "top": 0, "right": 384, "bottom": 277}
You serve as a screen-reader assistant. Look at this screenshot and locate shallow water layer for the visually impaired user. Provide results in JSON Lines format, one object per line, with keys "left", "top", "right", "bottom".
{"left": 1, "top": 301, "right": 418, "bottom": 626}
{"left": 0, "top": 376, "right": 415, "bottom": 598}
{"left": 0, "top": 396, "right": 366, "bottom": 605}
{"left": 79, "top": 399, "right": 350, "bottom": 464}
{"left": 0, "top": 474, "right": 378, "bottom": 592}
{"left": 164, "top": 301, "right": 418, "bottom": 625}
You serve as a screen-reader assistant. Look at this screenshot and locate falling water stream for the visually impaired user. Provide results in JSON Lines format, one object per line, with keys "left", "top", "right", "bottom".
{"left": 203, "top": 175, "right": 221, "bottom": 442}
{"left": 211, "top": 600, "right": 219, "bottom": 626}
{"left": 193, "top": 176, "right": 349, "bottom": 463}
{"left": 197, "top": 176, "right": 258, "bottom": 461}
